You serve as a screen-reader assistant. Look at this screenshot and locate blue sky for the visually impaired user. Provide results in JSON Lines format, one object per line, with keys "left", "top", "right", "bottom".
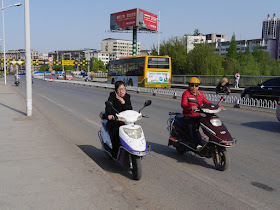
{"left": 1, "top": 0, "right": 280, "bottom": 53}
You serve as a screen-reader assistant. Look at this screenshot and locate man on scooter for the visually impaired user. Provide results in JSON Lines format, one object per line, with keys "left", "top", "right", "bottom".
{"left": 181, "top": 77, "right": 211, "bottom": 150}
{"left": 217, "top": 75, "right": 228, "bottom": 90}
{"left": 105, "top": 81, "right": 132, "bottom": 159}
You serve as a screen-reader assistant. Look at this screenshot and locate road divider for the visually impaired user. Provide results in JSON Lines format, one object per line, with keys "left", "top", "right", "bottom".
{"left": 43, "top": 78, "right": 278, "bottom": 110}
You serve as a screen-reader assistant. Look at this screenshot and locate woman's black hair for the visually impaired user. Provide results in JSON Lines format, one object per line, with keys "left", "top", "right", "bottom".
{"left": 115, "top": 80, "right": 125, "bottom": 91}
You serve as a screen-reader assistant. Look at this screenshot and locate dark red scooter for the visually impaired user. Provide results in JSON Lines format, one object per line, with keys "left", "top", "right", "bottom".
{"left": 167, "top": 97, "right": 236, "bottom": 171}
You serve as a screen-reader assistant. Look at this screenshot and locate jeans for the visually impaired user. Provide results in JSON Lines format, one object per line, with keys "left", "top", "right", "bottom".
{"left": 235, "top": 81, "right": 239, "bottom": 88}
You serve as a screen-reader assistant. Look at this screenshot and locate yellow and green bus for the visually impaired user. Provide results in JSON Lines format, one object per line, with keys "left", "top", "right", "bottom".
{"left": 107, "top": 55, "right": 171, "bottom": 88}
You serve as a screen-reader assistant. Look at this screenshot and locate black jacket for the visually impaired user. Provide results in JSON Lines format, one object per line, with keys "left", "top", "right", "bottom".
{"left": 105, "top": 91, "right": 132, "bottom": 119}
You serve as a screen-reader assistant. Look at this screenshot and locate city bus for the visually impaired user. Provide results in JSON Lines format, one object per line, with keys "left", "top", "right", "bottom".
{"left": 107, "top": 55, "right": 172, "bottom": 88}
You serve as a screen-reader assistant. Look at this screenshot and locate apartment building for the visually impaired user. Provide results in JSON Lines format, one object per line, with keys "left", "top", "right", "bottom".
{"left": 215, "top": 38, "right": 277, "bottom": 59}
{"left": 184, "top": 33, "right": 227, "bottom": 53}
{"left": 101, "top": 38, "right": 141, "bottom": 60}
{"left": 184, "top": 34, "right": 206, "bottom": 53}
{"left": 4, "top": 49, "right": 39, "bottom": 60}
{"left": 205, "top": 33, "right": 228, "bottom": 43}
{"left": 84, "top": 50, "right": 109, "bottom": 64}
{"left": 0, "top": 49, "right": 39, "bottom": 73}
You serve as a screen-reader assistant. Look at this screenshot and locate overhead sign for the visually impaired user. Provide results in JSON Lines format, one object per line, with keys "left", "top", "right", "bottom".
{"left": 110, "top": 8, "right": 157, "bottom": 31}
{"left": 62, "top": 60, "right": 75, "bottom": 66}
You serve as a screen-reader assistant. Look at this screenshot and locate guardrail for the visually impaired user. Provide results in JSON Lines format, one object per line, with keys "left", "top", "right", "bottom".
{"left": 45, "top": 78, "right": 278, "bottom": 110}
{"left": 172, "top": 75, "right": 279, "bottom": 87}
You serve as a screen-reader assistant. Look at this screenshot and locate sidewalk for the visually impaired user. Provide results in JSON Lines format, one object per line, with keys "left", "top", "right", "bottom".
{"left": 0, "top": 84, "right": 143, "bottom": 209}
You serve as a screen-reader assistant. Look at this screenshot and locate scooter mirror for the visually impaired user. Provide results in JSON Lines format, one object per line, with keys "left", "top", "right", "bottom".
{"left": 144, "top": 100, "right": 152, "bottom": 107}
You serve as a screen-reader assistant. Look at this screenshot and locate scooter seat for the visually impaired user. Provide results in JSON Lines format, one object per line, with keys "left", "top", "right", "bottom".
{"left": 175, "top": 113, "right": 184, "bottom": 119}
{"left": 174, "top": 115, "right": 185, "bottom": 128}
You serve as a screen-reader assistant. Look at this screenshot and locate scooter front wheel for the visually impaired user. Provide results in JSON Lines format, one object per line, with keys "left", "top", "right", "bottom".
{"left": 212, "top": 147, "right": 228, "bottom": 171}
{"left": 131, "top": 156, "right": 142, "bottom": 180}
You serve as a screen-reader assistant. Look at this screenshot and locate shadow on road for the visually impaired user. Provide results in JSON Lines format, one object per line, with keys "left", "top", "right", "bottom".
{"left": 147, "top": 141, "right": 215, "bottom": 170}
{"left": 77, "top": 144, "right": 134, "bottom": 180}
{"left": 242, "top": 121, "right": 280, "bottom": 133}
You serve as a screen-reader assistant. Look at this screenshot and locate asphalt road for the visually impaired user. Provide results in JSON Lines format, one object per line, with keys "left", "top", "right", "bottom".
{"left": 11, "top": 77, "right": 280, "bottom": 209}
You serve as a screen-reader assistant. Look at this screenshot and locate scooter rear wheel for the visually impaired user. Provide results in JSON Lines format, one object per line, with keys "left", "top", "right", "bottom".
{"left": 212, "top": 147, "right": 228, "bottom": 171}
{"left": 131, "top": 156, "right": 142, "bottom": 180}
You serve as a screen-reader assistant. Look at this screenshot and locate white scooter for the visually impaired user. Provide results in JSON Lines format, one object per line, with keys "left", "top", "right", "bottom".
{"left": 98, "top": 100, "right": 152, "bottom": 180}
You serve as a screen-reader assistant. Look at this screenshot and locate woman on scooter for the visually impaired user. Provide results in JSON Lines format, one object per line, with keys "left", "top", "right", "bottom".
{"left": 181, "top": 77, "right": 211, "bottom": 150}
{"left": 105, "top": 81, "right": 132, "bottom": 159}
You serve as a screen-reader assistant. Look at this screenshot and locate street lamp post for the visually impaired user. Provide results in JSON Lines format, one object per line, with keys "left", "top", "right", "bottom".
{"left": 25, "top": 0, "right": 32, "bottom": 116}
{"left": 1, "top": 1, "right": 22, "bottom": 85}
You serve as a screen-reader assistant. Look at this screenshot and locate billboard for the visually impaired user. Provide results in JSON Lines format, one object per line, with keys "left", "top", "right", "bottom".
{"left": 110, "top": 8, "right": 157, "bottom": 31}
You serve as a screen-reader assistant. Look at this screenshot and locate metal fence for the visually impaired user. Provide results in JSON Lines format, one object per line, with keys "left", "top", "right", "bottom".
{"left": 172, "top": 75, "right": 279, "bottom": 87}
{"left": 45, "top": 78, "right": 278, "bottom": 110}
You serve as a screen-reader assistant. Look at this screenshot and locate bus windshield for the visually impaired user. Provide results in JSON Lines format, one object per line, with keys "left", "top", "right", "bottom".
{"left": 148, "top": 57, "right": 169, "bottom": 69}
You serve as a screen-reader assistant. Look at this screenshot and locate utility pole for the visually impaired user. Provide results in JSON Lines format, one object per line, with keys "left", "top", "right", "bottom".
{"left": 157, "top": 10, "right": 160, "bottom": 55}
{"left": 25, "top": 0, "right": 32, "bottom": 116}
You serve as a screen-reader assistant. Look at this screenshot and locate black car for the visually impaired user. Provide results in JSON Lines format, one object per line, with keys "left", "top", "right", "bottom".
{"left": 241, "top": 77, "right": 280, "bottom": 101}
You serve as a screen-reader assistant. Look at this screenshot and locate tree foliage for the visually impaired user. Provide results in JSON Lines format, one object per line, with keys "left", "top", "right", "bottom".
{"left": 91, "top": 58, "right": 106, "bottom": 72}
{"left": 193, "top": 28, "right": 200, "bottom": 36}
{"left": 151, "top": 34, "right": 280, "bottom": 76}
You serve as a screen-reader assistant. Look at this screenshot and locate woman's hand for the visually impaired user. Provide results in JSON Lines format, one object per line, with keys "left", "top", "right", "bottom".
{"left": 116, "top": 94, "right": 125, "bottom": 104}
{"left": 108, "top": 115, "right": 115, "bottom": 120}
{"left": 190, "top": 106, "right": 198, "bottom": 111}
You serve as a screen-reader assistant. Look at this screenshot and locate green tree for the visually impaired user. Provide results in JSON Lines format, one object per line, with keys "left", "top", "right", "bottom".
{"left": 227, "top": 33, "right": 237, "bottom": 59}
{"left": 158, "top": 37, "right": 188, "bottom": 74}
{"left": 39, "top": 65, "right": 48, "bottom": 71}
{"left": 91, "top": 58, "right": 106, "bottom": 72}
{"left": 64, "top": 65, "right": 74, "bottom": 71}
{"left": 193, "top": 28, "right": 200, "bottom": 36}
{"left": 188, "top": 43, "right": 224, "bottom": 75}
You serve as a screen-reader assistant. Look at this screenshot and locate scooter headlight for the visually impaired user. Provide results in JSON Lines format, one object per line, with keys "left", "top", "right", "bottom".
{"left": 123, "top": 127, "right": 142, "bottom": 139}
{"left": 210, "top": 118, "right": 222, "bottom": 127}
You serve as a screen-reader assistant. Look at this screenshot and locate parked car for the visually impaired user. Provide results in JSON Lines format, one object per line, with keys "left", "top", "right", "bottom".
{"left": 241, "top": 77, "right": 280, "bottom": 101}
{"left": 276, "top": 98, "right": 280, "bottom": 121}
{"left": 57, "top": 74, "right": 64, "bottom": 80}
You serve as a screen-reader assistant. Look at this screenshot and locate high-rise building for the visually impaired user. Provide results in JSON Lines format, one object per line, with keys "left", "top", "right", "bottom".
{"left": 262, "top": 13, "right": 280, "bottom": 39}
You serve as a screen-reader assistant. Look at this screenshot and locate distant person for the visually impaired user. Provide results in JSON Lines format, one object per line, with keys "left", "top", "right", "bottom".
{"left": 234, "top": 72, "right": 240, "bottom": 88}
{"left": 220, "top": 75, "right": 228, "bottom": 87}
{"left": 14, "top": 74, "right": 19, "bottom": 82}
{"left": 216, "top": 75, "right": 229, "bottom": 91}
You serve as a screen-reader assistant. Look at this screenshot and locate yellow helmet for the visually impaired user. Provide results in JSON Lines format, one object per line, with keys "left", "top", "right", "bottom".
{"left": 188, "top": 77, "right": 200, "bottom": 84}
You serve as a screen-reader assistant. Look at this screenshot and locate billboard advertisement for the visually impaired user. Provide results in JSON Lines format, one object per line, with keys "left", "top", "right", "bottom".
{"left": 138, "top": 9, "right": 157, "bottom": 31}
{"left": 110, "top": 8, "right": 157, "bottom": 31}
